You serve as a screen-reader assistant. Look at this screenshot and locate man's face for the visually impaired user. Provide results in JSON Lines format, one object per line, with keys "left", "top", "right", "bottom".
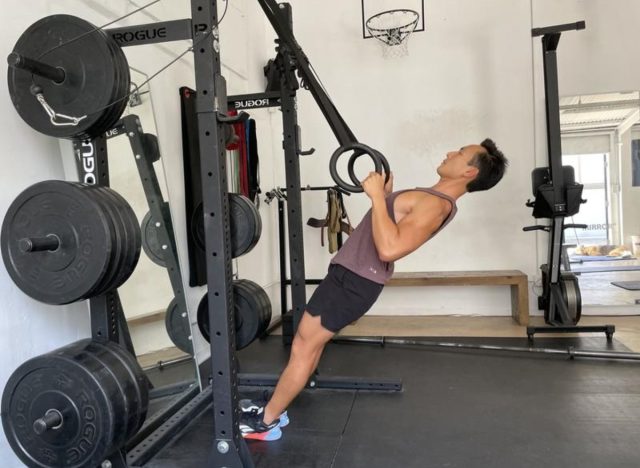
{"left": 437, "top": 144, "right": 482, "bottom": 180}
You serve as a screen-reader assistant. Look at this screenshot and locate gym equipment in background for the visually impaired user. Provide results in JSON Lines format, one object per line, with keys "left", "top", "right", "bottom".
{"left": 7, "top": 15, "right": 130, "bottom": 140}
{"left": 1, "top": 339, "right": 148, "bottom": 468}
{"left": 197, "top": 279, "right": 272, "bottom": 350}
{"left": 1, "top": 180, "right": 141, "bottom": 305}
{"left": 524, "top": 21, "right": 614, "bottom": 339}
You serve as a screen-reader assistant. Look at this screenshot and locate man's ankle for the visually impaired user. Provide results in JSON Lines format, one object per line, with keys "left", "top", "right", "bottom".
{"left": 262, "top": 404, "right": 277, "bottom": 425}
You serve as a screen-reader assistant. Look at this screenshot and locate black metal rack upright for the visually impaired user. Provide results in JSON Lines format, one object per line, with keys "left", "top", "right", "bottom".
{"left": 71, "top": 137, "right": 137, "bottom": 359}
{"left": 263, "top": 185, "right": 347, "bottom": 336}
{"left": 102, "top": 2, "right": 252, "bottom": 465}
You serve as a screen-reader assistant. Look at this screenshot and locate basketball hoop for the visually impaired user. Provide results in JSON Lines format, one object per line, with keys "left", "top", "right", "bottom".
{"left": 365, "top": 9, "right": 419, "bottom": 58}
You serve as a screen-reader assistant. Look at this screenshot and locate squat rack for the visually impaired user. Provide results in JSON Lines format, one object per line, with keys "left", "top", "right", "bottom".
{"left": 93, "top": 1, "right": 395, "bottom": 466}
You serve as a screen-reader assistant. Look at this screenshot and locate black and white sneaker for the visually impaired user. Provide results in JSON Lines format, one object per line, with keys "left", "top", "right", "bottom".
{"left": 239, "top": 391, "right": 289, "bottom": 427}
{"left": 239, "top": 406, "right": 282, "bottom": 441}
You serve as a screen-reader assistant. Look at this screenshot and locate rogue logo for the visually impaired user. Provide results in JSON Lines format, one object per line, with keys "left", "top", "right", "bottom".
{"left": 105, "top": 127, "right": 121, "bottom": 138}
{"left": 80, "top": 141, "right": 96, "bottom": 185}
{"left": 112, "top": 27, "right": 167, "bottom": 44}
{"left": 235, "top": 98, "right": 271, "bottom": 109}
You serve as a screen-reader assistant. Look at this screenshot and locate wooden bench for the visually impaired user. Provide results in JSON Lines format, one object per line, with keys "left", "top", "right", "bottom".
{"left": 387, "top": 270, "right": 529, "bottom": 325}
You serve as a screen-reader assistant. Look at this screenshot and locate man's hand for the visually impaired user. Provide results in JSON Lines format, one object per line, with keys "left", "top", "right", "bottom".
{"left": 362, "top": 171, "right": 387, "bottom": 200}
{"left": 384, "top": 172, "right": 394, "bottom": 195}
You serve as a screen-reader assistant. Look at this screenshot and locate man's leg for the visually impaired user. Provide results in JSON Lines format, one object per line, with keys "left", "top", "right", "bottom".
{"left": 262, "top": 311, "right": 335, "bottom": 425}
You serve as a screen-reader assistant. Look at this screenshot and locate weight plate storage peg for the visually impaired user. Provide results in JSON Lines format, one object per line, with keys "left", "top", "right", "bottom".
{"left": 7, "top": 15, "right": 130, "bottom": 140}
{"left": 1, "top": 339, "right": 148, "bottom": 468}
{"left": 1, "top": 180, "right": 141, "bottom": 304}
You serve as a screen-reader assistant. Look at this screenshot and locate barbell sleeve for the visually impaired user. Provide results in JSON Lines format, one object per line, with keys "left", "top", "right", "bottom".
{"left": 18, "top": 235, "right": 61, "bottom": 253}
{"left": 33, "top": 409, "right": 63, "bottom": 435}
{"left": 7, "top": 52, "right": 66, "bottom": 84}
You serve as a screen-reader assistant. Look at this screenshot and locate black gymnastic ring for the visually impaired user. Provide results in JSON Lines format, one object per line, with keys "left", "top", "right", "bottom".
{"left": 347, "top": 148, "right": 390, "bottom": 190}
{"left": 329, "top": 143, "right": 390, "bottom": 193}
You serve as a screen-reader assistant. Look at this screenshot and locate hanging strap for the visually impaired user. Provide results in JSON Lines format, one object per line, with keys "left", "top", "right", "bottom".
{"left": 306, "top": 188, "right": 354, "bottom": 252}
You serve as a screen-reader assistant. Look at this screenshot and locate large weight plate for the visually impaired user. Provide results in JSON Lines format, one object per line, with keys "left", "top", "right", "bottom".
{"left": 230, "top": 193, "right": 262, "bottom": 257}
{"left": 1, "top": 340, "right": 119, "bottom": 467}
{"left": 191, "top": 194, "right": 261, "bottom": 258}
{"left": 85, "top": 340, "right": 149, "bottom": 442}
{"left": 8, "top": 15, "right": 129, "bottom": 140}
{"left": 105, "top": 188, "right": 142, "bottom": 291}
{"left": 100, "top": 341, "right": 149, "bottom": 438}
{"left": 1, "top": 180, "right": 113, "bottom": 304}
{"left": 81, "top": 185, "right": 125, "bottom": 297}
{"left": 165, "top": 298, "right": 194, "bottom": 354}
{"left": 197, "top": 279, "right": 272, "bottom": 350}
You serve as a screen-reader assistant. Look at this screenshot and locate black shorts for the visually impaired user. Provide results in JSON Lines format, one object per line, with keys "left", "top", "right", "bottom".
{"left": 306, "top": 264, "right": 384, "bottom": 332}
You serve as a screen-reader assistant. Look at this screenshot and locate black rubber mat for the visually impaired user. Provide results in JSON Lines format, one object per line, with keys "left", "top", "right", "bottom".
{"left": 611, "top": 281, "right": 640, "bottom": 290}
{"left": 144, "top": 335, "right": 640, "bottom": 468}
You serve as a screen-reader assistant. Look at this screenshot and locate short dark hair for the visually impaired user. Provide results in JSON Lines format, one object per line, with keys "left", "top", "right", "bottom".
{"left": 466, "top": 138, "right": 508, "bottom": 192}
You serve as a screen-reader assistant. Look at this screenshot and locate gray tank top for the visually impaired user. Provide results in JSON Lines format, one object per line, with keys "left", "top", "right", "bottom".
{"left": 331, "top": 188, "right": 457, "bottom": 284}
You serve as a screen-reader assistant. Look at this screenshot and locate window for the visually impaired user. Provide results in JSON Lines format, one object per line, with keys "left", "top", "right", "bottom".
{"left": 562, "top": 153, "right": 610, "bottom": 245}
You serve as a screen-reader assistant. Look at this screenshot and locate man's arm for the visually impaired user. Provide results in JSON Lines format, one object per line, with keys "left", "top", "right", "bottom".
{"left": 370, "top": 194, "right": 444, "bottom": 262}
{"left": 362, "top": 172, "right": 446, "bottom": 262}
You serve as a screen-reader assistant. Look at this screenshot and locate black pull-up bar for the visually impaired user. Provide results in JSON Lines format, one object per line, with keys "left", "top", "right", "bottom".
{"left": 532, "top": 21, "right": 586, "bottom": 37}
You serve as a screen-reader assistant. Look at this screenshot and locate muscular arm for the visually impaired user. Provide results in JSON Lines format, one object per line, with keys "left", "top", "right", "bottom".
{"left": 370, "top": 193, "right": 446, "bottom": 262}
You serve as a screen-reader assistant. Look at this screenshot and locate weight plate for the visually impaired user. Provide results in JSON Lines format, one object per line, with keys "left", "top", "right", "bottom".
{"left": 165, "top": 298, "right": 194, "bottom": 354}
{"left": 191, "top": 195, "right": 262, "bottom": 258}
{"left": 1, "top": 340, "right": 119, "bottom": 467}
{"left": 8, "top": 15, "right": 127, "bottom": 140}
{"left": 97, "top": 28, "right": 129, "bottom": 134}
{"left": 106, "top": 187, "right": 142, "bottom": 290}
{"left": 90, "top": 341, "right": 149, "bottom": 440}
{"left": 71, "top": 348, "right": 130, "bottom": 454}
{"left": 229, "top": 193, "right": 262, "bottom": 258}
{"left": 80, "top": 185, "right": 124, "bottom": 297}
{"left": 1, "top": 180, "right": 113, "bottom": 304}
{"left": 197, "top": 280, "right": 271, "bottom": 350}
{"left": 141, "top": 205, "right": 169, "bottom": 267}
{"left": 85, "top": 340, "right": 149, "bottom": 441}
{"left": 142, "top": 133, "right": 161, "bottom": 163}
{"left": 236, "top": 279, "right": 272, "bottom": 342}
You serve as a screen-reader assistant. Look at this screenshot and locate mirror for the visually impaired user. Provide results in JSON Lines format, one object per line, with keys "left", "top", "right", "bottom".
{"left": 560, "top": 91, "right": 640, "bottom": 306}
{"left": 107, "top": 68, "right": 198, "bottom": 388}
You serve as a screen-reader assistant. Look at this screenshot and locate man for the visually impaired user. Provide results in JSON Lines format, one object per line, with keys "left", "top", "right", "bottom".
{"left": 240, "top": 139, "right": 508, "bottom": 440}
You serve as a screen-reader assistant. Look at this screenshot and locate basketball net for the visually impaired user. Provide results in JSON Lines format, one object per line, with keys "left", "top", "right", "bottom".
{"left": 366, "top": 9, "right": 419, "bottom": 58}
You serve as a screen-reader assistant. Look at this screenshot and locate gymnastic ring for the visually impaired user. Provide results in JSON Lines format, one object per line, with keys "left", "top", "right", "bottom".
{"left": 329, "top": 142, "right": 390, "bottom": 193}
{"left": 348, "top": 148, "right": 390, "bottom": 190}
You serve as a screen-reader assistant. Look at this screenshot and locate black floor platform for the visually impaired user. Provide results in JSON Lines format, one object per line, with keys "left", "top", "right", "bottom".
{"left": 143, "top": 335, "right": 640, "bottom": 468}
